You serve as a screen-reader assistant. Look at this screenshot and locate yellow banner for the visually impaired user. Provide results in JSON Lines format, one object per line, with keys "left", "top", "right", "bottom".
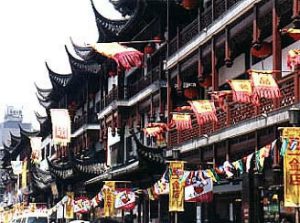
{"left": 251, "top": 71, "right": 277, "bottom": 88}
{"left": 21, "top": 161, "right": 27, "bottom": 189}
{"left": 172, "top": 114, "right": 191, "bottom": 122}
{"left": 188, "top": 100, "right": 214, "bottom": 113}
{"left": 284, "top": 147, "right": 300, "bottom": 207}
{"left": 64, "top": 192, "right": 74, "bottom": 219}
{"left": 169, "top": 161, "right": 185, "bottom": 212}
{"left": 229, "top": 80, "right": 252, "bottom": 93}
{"left": 103, "top": 181, "right": 115, "bottom": 217}
{"left": 282, "top": 127, "right": 300, "bottom": 138}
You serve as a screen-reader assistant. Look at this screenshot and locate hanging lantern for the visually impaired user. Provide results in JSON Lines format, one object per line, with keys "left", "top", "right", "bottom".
{"left": 184, "top": 87, "right": 198, "bottom": 99}
{"left": 199, "top": 75, "right": 212, "bottom": 88}
{"left": 251, "top": 41, "right": 272, "bottom": 58}
{"left": 144, "top": 43, "right": 155, "bottom": 55}
{"left": 181, "top": 0, "right": 198, "bottom": 10}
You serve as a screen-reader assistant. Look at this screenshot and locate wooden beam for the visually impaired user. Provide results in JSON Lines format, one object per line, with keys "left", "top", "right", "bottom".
{"left": 197, "top": 48, "right": 204, "bottom": 82}
{"left": 252, "top": 3, "right": 261, "bottom": 47}
{"left": 211, "top": 37, "right": 218, "bottom": 91}
{"left": 272, "top": 0, "right": 282, "bottom": 80}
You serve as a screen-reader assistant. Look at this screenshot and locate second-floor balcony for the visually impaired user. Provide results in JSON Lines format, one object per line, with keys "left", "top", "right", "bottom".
{"left": 168, "top": 71, "right": 299, "bottom": 147}
{"left": 72, "top": 112, "right": 99, "bottom": 137}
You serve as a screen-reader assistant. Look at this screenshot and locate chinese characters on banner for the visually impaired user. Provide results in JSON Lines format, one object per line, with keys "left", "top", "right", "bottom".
{"left": 30, "top": 137, "right": 42, "bottom": 164}
{"left": 283, "top": 127, "right": 300, "bottom": 207}
{"left": 169, "top": 161, "right": 185, "bottom": 212}
{"left": 50, "top": 109, "right": 71, "bottom": 146}
{"left": 102, "top": 181, "right": 116, "bottom": 217}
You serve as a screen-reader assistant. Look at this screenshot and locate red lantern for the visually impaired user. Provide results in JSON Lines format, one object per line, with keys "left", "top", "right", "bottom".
{"left": 184, "top": 87, "right": 198, "bottom": 99}
{"left": 181, "top": 0, "right": 198, "bottom": 10}
{"left": 251, "top": 41, "right": 272, "bottom": 58}
{"left": 144, "top": 43, "right": 155, "bottom": 55}
{"left": 199, "top": 75, "right": 212, "bottom": 88}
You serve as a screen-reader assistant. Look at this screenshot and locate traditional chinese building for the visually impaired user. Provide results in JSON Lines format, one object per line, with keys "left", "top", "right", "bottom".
{"left": 30, "top": 0, "right": 300, "bottom": 222}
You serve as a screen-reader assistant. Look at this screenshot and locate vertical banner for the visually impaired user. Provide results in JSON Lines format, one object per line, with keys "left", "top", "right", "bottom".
{"left": 64, "top": 192, "right": 74, "bottom": 219}
{"left": 169, "top": 161, "right": 185, "bottom": 212}
{"left": 50, "top": 109, "right": 71, "bottom": 146}
{"left": 30, "top": 137, "right": 42, "bottom": 164}
{"left": 21, "top": 161, "right": 27, "bottom": 189}
{"left": 102, "top": 181, "right": 115, "bottom": 217}
{"left": 283, "top": 127, "right": 300, "bottom": 207}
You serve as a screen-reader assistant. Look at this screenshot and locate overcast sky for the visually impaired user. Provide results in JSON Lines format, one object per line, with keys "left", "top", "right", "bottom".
{"left": 0, "top": 0, "right": 123, "bottom": 129}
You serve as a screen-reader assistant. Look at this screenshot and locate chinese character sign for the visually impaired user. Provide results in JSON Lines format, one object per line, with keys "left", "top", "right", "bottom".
{"left": 64, "top": 192, "right": 74, "bottom": 219}
{"left": 283, "top": 127, "right": 300, "bottom": 207}
{"left": 169, "top": 161, "right": 185, "bottom": 212}
{"left": 21, "top": 161, "right": 27, "bottom": 189}
{"left": 30, "top": 137, "right": 42, "bottom": 164}
{"left": 50, "top": 109, "right": 71, "bottom": 146}
{"left": 102, "top": 181, "right": 116, "bottom": 217}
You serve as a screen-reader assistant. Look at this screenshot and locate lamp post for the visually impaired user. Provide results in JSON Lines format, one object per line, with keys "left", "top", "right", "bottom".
{"left": 288, "top": 106, "right": 300, "bottom": 223}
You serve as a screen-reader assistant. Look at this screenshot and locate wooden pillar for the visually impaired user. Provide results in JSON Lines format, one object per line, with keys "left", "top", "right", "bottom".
{"left": 198, "top": 48, "right": 204, "bottom": 82}
{"left": 211, "top": 37, "right": 218, "bottom": 91}
{"left": 166, "top": 67, "right": 172, "bottom": 124}
{"left": 225, "top": 26, "right": 233, "bottom": 67}
{"left": 177, "top": 63, "right": 182, "bottom": 96}
{"left": 252, "top": 3, "right": 261, "bottom": 48}
{"left": 272, "top": 0, "right": 282, "bottom": 80}
{"left": 293, "top": 0, "right": 300, "bottom": 27}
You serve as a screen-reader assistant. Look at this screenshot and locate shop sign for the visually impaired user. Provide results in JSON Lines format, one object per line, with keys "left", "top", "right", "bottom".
{"left": 169, "top": 161, "right": 185, "bottom": 212}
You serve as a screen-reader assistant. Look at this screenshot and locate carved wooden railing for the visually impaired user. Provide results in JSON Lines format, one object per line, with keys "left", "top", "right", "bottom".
{"left": 169, "top": 0, "right": 243, "bottom": 56}
{"left": 168, "top": 71, "right": 300, "bottom": 147}
{"left": 99, "top": 87, "right": 119, "bottom": 111}
{"left": 72, "top": 112, "right": 99, "bottom": 133}
{"left": 127, "top": 65, "right": 161, "bottom": 98}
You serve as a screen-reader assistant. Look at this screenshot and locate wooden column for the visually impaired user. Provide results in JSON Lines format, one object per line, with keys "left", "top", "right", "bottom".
{"left": 293, "top": 0, "right": 300, "bottom": 27}
{"left": 225, "top": 26, "right": 233, "bottom": 67}
{"left": 272, "top": 0, "right": 282, "bottom": 80}
{"left": 252, "top": 3, "right": 261, "bottom": 48}
{"left": 198, "top": 48, "right": 204, "bottom": 82}
{"left": 177, "top": 63, "right": 182, "bottom": 96}
{"left": 211, "top": 37, "right": 218, "bottom": 91}
{"left": 166, "top": 67, "right": 172, "bottom": 124}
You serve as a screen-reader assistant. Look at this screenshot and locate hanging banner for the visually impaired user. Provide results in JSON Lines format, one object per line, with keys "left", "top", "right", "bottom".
{"left": 73, "top": 196, "right": 91, "bottom": 214}
{"left": 30, "top": 137, "right": 42, "bottom": 164}
{"left": 283, "top": 127, "right": 300, "bottom": 207}
{"left": 171, "top": 113, "right": 192, "bottom": 131}
{"left": 92, "top": 42, "right": 143, "bottom": 71}
{"left": 227, "top": 80, "right": 253, "bottom": 104}
{"left": 185, "top": 173, "right": 213, "bottom": 203}
{"left": 211, "top": 90, "right": 232, "bottom": 111}
{"left": 169, "top": 161, "right": 185, "bottom": 212}
{"left": 50, "top": 109, "right": 71, "bottom": 146}
{"left": 11, "top": 161, "right": 22, "bottom": 175}
{"left": 114, "top": 189, "right": 136, "bottom": 211}
{"left": 102, "top": 181, "right": 116, "bottom": 217}
{"left": 64, "top": 192, "right": 74, "bottom": 219}
{"left": 21, "top": 161, "right": 27, "bottom": 189}
{"left": 188, "top": 100, "right": 218, "bottom": 126}
{"left": 154, "top": 170, "right": 170, "bottom": 195}
{"left": 249, "top": 70, "right": 281, "bottom": 100}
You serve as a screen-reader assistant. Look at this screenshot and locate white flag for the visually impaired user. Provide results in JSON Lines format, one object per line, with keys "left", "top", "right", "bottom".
{"left": 50, "top": 109, "right": 71, "bottom": 145}
{"left": 11, "top": 161, "right": 22, "bottom": 175}
{"left": 30, "top": 137, "right": 42, "bottom": 163}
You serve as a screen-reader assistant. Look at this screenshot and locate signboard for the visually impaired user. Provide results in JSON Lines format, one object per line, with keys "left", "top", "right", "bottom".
{"left": 50, "top": 109, "right": 71, "bottom": 146}
{"left": 102, "top": 181, "right": 115, "bottom": 217}
{"left": 169, "top": 161, "right": 185, "bottom": 212}
{"left": 283, "top": 127, "right": 300, "bottom": 207}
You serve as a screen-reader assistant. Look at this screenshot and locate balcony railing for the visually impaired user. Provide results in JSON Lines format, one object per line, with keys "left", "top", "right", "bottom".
{"left": 127, "top": 65, "right": 161, "bottom": 98}
{"left": 99, "top": 87, "right": 119, "bottom": 110}
{"left": 168, "top": 71, "right": 300, "bottom": 147}
{"left": 169, "top": 0, "right": 242, "bottom": 56}
{"left": 72, "top": 112, "right": 99, "bottom": 133}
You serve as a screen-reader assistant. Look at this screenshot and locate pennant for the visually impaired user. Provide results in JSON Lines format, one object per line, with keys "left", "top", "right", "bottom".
{"left": 246, "top": 153, "right": 254, "bottom": 173}
{"left": 188, "top": 100, "right": 218, "bottom": 125}
{"left": 114, "top": 189, "right": 136, "bottom": 211}
{"left": 171, "top": 113, "right": 192, "bottom": 131}
{"left": 169, "top": 161, "right": 185, "bottom": 212}
{"left": 50, "top": 109, "right": 71, "bottom": 146}
{"left": 227, "top": 80, "right": 253, "bottom": 104}
{"left": 147, "top": 187, "right": 157, "bottom": 201}
{"left": 154, "top": 170, "right": 170, "bottom": 195}
{"left": 249, "top": 70, "right": 281, "bottom": 100}
{"left": 185, "top": 177, "right": 213, "bottom": 203}
{"left": 11, "top": 161, "right": 22, "bottom": 175}
{"left": 203, "top": 169, "right": 220, "bottom": 182}
{"left": 232, "top": 160, "right": 244, "bottom": 174}
{"left": 255, "top": 148, "right": 268, "bottom": 172}
{"left": 102, "top": 181, "right": 116, "bottom": 217}
{"left": 92, "top": 42, "right": 143, "bottom": 71}
{"left": 30, "top": 137, "right": 42, "bottom": 164}
{"left": 73, "top": 196, "right": 91, "bottom": 214}
{"left": 287, "top": 49, "right": 300, "bottom": 69}
{"left": 281, "top": 138, "right": 289, "bottom": 156}
{"left": 223, "top": 161, "right": 234, "bottom": 178}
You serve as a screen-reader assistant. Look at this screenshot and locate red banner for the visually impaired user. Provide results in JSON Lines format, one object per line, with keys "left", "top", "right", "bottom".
{"left": 171, "top": 113, "right": 192, "bottom": 131}
{"left": 188, "top": 100, "right": 218, "bottom": 125}
{"left": 227, "top": 80, "right": 253, "bottom": 104}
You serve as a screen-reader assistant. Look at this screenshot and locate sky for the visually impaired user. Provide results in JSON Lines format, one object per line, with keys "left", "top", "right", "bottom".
{"left": 0, "top": 0, "right": 123, "bottom": 129}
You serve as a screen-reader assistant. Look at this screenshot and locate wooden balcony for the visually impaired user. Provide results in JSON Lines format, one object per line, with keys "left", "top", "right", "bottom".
{"left": 168, "top": 71, "right": 300, "bottom": 147}
{"left": 169, "top": 0, "right": 242, "bottom": 56}
{"left": 100, "top": 87, "right": 119, "bottom": 110}
{"left": 72, "top": 112, "right": 99, "bottom": 133}
{"left": 127, "top": 65, "right": 161, "bottom": 98}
